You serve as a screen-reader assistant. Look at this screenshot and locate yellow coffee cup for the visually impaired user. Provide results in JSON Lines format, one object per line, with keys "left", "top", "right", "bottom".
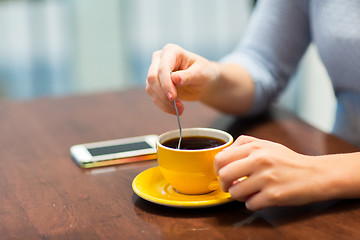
{"left": 156, "top": 128, "right": 233, "bottom": 195}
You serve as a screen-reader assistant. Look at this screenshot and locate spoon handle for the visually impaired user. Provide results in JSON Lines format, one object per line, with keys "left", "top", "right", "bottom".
{"left": 174, "top": 100, "right": 182, "bottom": 149}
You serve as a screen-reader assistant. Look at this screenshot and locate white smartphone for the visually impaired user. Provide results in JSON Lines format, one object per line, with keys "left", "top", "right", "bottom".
{"left": 70, "top": 135, "right": 158, "bottom": 168}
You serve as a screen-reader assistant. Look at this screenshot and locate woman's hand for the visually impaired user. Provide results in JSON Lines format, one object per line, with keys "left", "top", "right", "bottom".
{"left": 146, "top": 43, "right": 220, "bottom": 115}
{"left": 214, "top": 135, "right": 358, "bottom": 211}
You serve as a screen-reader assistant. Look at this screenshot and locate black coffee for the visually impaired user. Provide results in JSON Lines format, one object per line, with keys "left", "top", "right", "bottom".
{"left": 162, "top": 136, "right": 226, "bottom": 150}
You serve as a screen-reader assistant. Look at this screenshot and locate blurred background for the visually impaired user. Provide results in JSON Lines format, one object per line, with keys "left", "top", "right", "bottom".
{"left": 0, "top": 0, "right": 335, "bottom": 133}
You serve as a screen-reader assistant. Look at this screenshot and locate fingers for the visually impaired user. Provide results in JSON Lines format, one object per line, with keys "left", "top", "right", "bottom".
{"left": 146, "top": 44, "right": 185, "bottom": 115}
{"left": 215, "top": 136, "right": 263, "bottom": 193}
{"left": 214, "top": 135, "right": 259, "bottom": 173}
{"left": 228, "top": 173, "right": 262, "bottom": 203}
{"left": 215, "top": 135, "right": 278, "bottom": 208}
{"left": 169, "top": 70, "right": 183, "bottom": 86}
{"left": 216, "top": 153, "right": 266, "bottom": 210}
{"left": 146, "top": 43, "right": 212, "bottom": 114}
{"left": 158, "top": 44, "right": 181, "bottom": 100}
{"left": 219, "top": 156, "right": 273, "bottom": 211}
{"left": 244, "top": 191, "right": 271, "bottom": 211}
{"left": 215, "top": 135, "right": 307, "bottom": 211}
{"left": 217, "top": 156, "right": 253, "bottom": 192}
{"left": 146, "top": 80, "right": 184, "bottom": 115}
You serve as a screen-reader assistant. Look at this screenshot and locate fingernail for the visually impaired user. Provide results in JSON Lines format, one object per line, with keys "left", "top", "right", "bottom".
{"left": 168, "top": 92, "right": 174, "bottom": 100}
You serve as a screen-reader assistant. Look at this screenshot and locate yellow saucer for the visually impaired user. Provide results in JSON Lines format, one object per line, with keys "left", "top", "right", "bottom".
{"left": 132, "top": 166, "right": 233, "bottom": 208}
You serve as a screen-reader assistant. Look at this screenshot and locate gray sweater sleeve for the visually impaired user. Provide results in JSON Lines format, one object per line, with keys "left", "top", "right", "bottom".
{"left": 220, "top": 0, "right": 311, "bottom": 115}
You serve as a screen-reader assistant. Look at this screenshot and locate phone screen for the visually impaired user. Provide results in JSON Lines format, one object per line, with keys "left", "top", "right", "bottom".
{"left": 87, "top": 141, "right": 152, "bottom": 156}
{"left": 71, "top": 135, "right": 158, "bottom": 168}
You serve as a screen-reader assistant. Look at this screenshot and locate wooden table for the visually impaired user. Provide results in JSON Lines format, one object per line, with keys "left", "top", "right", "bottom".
{"left": 1, "top": 88, "right": 360, "bottom": 239}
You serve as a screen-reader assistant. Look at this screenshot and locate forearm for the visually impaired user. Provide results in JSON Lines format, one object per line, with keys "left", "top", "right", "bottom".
{"left": 313, "top": 152, "right": 360, "bottom": 201}
{"left": 200, "top": 63, "right": 255, "bottom": 116}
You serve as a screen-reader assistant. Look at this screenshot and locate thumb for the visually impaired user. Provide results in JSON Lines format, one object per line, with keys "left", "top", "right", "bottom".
{"left": 170, "top": 69, "right": 192, "bottom": 87}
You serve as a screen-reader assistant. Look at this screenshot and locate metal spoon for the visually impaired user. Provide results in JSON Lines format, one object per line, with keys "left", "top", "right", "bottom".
{"left": 173, "top": 99, "right": 182, "bottom": 149}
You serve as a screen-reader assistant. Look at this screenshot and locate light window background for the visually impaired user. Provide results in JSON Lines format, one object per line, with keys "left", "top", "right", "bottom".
{"left": 0, "top": 0, "right": 335, "bottom": 133}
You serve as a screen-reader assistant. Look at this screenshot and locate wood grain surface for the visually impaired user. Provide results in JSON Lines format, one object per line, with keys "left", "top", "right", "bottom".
{"left": 0, "top": 88, "right": 359, "bottom": 240}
